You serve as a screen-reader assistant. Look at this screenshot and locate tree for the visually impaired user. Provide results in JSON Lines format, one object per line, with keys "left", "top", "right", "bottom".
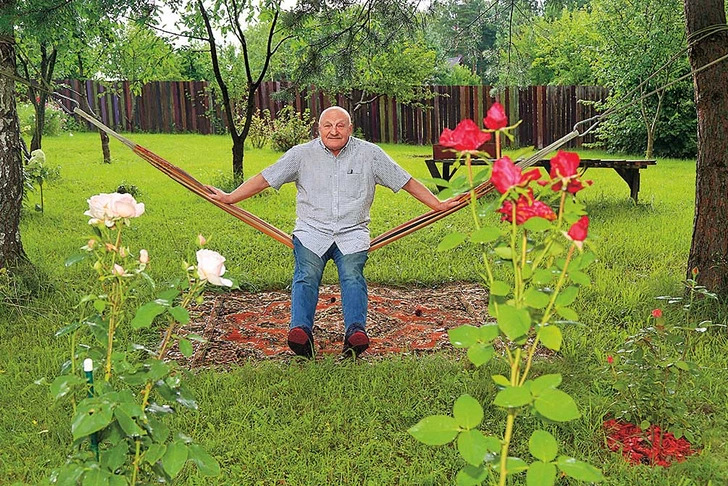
{"left": 0, "top": 0, "right": 27, "bottom": 268}
{"left": 683, "top": 0, "right": 728, "bottom": 293}
{"left": 591, "top": 0, "right": 689, "bottom": 159}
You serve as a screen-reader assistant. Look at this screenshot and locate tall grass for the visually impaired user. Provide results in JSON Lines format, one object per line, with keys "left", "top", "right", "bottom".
{"left": 1, "top": 132, "right": 726, "bottom": 485}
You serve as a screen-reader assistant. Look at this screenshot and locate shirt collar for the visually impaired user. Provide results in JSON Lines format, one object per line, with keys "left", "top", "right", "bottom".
{"left": 318, "top": 136, "right": 353, "bottom": 155}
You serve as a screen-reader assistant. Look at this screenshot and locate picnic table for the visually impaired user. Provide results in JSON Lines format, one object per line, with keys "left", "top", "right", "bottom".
{"left": 425, "top": 157, "right": 656, "bottom": 203}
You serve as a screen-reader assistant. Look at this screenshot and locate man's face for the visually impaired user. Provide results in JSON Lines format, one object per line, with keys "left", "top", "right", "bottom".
{"left": 319, "top": 109, "right": 353, "bottom": 154}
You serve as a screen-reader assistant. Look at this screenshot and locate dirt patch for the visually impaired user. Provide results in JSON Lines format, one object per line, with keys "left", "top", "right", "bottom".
{"left": 174, "top": 282, "right": 491, "bottom": 366}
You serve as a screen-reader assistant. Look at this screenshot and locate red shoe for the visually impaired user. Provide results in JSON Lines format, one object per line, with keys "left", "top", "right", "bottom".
{"left": 288, "top": 327, "right": 314, "bottom": 358}
{"left": 343, "top": 330, "right": 369, "bottom": 357}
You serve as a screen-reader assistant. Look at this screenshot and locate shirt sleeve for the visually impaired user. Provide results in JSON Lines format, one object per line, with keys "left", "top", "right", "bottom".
{"left": 261, "top": 148, "right": 302, "bottom": 190}
{"left": 372, "top": 147, "right": 412, "bottom": 192}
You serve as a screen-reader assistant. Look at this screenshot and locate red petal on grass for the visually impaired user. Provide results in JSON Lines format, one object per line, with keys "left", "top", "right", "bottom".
{"left": 603, "top": 419, "right": 697, "bottom": 467}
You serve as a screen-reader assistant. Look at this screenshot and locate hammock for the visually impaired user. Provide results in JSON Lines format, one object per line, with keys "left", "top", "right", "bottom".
{"left": 72, "top": 107, "right": 581, "bottom": 252}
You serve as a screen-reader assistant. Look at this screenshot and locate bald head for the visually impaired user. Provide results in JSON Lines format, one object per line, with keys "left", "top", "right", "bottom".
{"left": 318, "top": 106, "right": 353, "bottom": 156}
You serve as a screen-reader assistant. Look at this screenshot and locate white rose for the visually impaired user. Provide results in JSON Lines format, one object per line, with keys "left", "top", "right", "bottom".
{"left": 85, "top": 193, "right": 114, "bottom": 227}
{"left": 84, "top": 193, "right": 145, "bottom": 227}
{"left": 110, "top": 193, "right": 145, "bottom": 219}
{"left": 139, "top": 249, "right": 149, "bottom": 264}
{"left": 196, "top": 249, "right": 232, "bottom": 287}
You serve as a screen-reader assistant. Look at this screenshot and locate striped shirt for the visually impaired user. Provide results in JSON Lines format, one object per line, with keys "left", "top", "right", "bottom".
{"left": 261, "top": 137, "right": 412, "bottom": 257}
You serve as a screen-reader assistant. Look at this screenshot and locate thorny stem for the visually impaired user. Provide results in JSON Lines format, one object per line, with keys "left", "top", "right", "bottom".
{"left": 499, "top": 348, "right": 521, "bottom": 485}
{"left": 104, "top": 226, "right": 126, "bottom": 382}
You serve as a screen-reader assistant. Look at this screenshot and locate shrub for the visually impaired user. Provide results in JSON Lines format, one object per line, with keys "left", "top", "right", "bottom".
{"left": 17, "top": 102, "right": 70, "bottom": 137}
{"left": 247, "top": 109, "right": 272, "bottom": 149}
{"left": 270, "top": 106, "right": 314, "bottom": 152}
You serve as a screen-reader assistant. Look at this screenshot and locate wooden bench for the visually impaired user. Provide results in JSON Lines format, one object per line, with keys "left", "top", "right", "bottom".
{"left": 425, "top": 158, "right": 657, "bottom": 203}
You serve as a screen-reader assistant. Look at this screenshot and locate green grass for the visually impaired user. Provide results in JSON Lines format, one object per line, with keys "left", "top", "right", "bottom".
{"left": 1, "top": 132, "right": 727, "bottom": 485}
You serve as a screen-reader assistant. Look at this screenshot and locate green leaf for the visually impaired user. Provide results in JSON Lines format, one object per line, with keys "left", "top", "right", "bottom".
{"left": 50, "top": 374, "right": 86, "bottom": 401}
{"left": 505, "top": 456, "right": 529, "bottom": 475}
{"left": 556, "top": 456, "right": 605, "bottom": 482}
{"left": 100, "top": 440, "right": 129, "bottom": 472}
{"left": 568, "top": 270, "right": 591, "bottom": 286}
{"left": 492, "top": 375, "right": 511, "bottom": 387}
{"left": 449, "top": 325, "right": 479, "bottom": 348}
{"left": 145, "top": 443, "right": 166, "bottom": 465}
{"left": 455, "top": 465, "right": 489, "bottom": 486}
{"left": 494, "top": 246, "right": 514, "bottom": 260}
{"left": 539, "top": 326, "right": 562, "bottom": 351}
{"left": 490, "top": 280, "right": 511, "bottom": 296}
{"left": 178, "top": 338, "right": 194, "bottom": 357}
{"left": 169, "top": 306, "right": 190, "bottom": 325}
{"left": 82, "top": 468, "right": 109, "bottom": 486}
{"left": 496, "top": 305, "right": 531, "bottom": 341}
{"left": 131, "top": 302, "right": 166, "bottom": 330}
{"left": 453, "top": 394, "right": 483, "bottom": 430}
{"left": 85, "top": 316, "right": 109, "bottom": 345}
{"left": 534, "top": 389, "right": 580, "bottom": 422}
{"left": 145, "top": 417, "right": 170, "bottom": 442}
{"left": 408, "top": 415, "right": 460, "bottom": 445}
{"left": 438, "top": 232, "right": 468, "bottom": 251}
{"left": 524, "top": 288, "right": 551, "bottom": 309}
{"left": 479, "top": 323, "right": 500, "bottom": 342}
{"left": 493, "top": 386, "right": 533, "bottom": 408}
{"left": 467, "top": 343, "right": 494, "bottom": 367}
{"left": 532, "top": 269, "right": 555, "bottom": 285}
{"left": 458, "top": 429, "right": 491, "bottom": 466}
{"left": 114, "top": 407, "right": 145, "bottom": 437}
{"left": 72, "top": 398, "right": 115, "bottom": 441}
{"left": 555, "top": 286, "right": 579, "bottom": 307}
{"left": 529, "top": 374, "right": 562, "bottom": 396}
{"left": 188, "top": 443, "right": 221, "bottom": 476}
{"left": 55, "top": 321, "right": 82, "bottom": 337}
{"left": 64, "top": 253, "right": 88, "bottom": 267}
{"left": 556, "top": 306, "right": 579, "bottom": 321}
{"left": 93, "top": 299, "right": 106, "bottom": 313}
{"left": 470, "top": 226, "right": 502, "bottom": 243}
{"left": 161, "top": 441, "right": 188, "bottom": 478}
{"left": 529, "top": 430, "right": 559, "bottom": 462}
{"left": 527, "top": 461, "right": 557, "bottom": 486}
{"left": 522, "top": 217, "right": 553, "bottom": 232}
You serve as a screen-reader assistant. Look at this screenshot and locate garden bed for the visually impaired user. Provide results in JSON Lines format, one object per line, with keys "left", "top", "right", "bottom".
{"left": 175, "top": 282, "right": 490, "bottom": 366}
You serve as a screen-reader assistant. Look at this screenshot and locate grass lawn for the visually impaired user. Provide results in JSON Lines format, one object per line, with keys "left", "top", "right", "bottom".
{"left": 1, "top": 131, "right": 726, "bottom": 485}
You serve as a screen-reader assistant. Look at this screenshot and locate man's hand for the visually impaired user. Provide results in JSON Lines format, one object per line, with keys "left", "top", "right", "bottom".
{"left": 434, "top": 197, "right": 462, "bottom": 212}
{"left": 203, "top": 185, "right": 231, "bottom": 204}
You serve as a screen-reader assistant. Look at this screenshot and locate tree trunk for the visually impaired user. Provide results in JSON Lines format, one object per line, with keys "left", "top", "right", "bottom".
{"left": 30, "top": 90, "right": 47, "bottom": 151}
{"left": 683, "top": 0, "right": 728, "bottom": 293}
{"left": 0, "top": 6, "right": 28, "bottom": 268}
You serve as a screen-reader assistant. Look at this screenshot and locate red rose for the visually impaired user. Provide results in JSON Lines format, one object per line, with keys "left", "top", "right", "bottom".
{"left": 566, "top": 216, "right": 589, "bottom": 242}
{"left": 497, "top": 193, "right": 557, "bottom": 225}
{"left": 491, "top": 156, "right": 542, "bottom": 194}
{"left": 607, "top": 355, "right": 614, "bottom": 364}
{"left": 439, "top": 119, "right": 491, "bottom": 153}
{"left": 549, "top": 151, "right": 591, "bottom": 194}
{"left": 651, "top": 308, "right": 663, "bottom": 318}
{"left": 484, "top": 102, "right": 508, "bottom": 130}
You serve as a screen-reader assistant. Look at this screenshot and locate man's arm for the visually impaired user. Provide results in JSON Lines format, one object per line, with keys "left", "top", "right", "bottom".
{"left": 402, "top": 177, "right": 460, "bottom": 212}
{"left": 204, "top": 173, "right": 271, "bottom": 204}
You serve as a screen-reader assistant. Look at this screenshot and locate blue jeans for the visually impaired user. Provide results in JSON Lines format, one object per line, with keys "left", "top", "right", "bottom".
{"left": 290, "top": 236, "right": 368, "bottom": 339}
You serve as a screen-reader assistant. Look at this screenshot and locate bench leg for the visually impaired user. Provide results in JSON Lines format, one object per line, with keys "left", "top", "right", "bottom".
{"left": 614, "top": 168, "right": 640, "bottom": 203}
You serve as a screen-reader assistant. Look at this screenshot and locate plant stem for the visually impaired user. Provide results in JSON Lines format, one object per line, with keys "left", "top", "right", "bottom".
{"left": 499, "top": 348, "right": 521, "bottom": 485}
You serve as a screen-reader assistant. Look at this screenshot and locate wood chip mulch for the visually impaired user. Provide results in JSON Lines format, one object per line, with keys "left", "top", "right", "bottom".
{"left": 172, "top": 282, "right": 491, "bottom": 366}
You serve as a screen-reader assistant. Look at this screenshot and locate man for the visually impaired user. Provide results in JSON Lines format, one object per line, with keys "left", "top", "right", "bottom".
{"left": 206, "top": 106, "right": 458, "bottom": 358}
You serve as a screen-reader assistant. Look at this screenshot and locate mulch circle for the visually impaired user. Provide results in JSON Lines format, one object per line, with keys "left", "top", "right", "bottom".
{"left": 172, "top": 282, "right": 490, "bottom": 366}
{"left": 603, "top": 419, "right": 698, "bottom": 467}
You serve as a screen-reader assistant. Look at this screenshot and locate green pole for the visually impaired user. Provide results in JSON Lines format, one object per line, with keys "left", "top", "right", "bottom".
{"left": 83, "top": 358, "right": 99, "bottom": 460}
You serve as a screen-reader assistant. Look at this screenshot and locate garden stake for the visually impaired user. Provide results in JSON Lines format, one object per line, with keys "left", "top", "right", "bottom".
{"left": 83, "top": 358, "right": 99, "bottom": 461}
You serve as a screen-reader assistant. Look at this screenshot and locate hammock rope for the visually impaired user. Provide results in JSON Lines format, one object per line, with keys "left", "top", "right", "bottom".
{"left": 72, "top": 107, "right": 586, "bottom": 252}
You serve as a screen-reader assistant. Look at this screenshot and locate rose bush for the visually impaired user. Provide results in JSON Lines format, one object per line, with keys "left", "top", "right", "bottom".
{"left": 48, "top": 193, "right": 227, "bottom": 484}
{"left": 409, "top": 103, "right": 604, "bottom": 485}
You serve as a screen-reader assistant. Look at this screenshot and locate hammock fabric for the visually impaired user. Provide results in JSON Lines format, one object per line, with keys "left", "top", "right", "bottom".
{"left": 72, "top": 107, "right": 580, "bottom": 252}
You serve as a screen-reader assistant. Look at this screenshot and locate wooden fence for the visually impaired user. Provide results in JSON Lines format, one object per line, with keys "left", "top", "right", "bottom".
{"left": 55, "top": 80, "right": 609, "bottom": 149}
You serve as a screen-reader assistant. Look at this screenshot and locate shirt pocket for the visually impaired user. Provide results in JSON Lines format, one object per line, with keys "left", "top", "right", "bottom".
{"left": 342, "top": 172, "right": 365, "bottom": 200}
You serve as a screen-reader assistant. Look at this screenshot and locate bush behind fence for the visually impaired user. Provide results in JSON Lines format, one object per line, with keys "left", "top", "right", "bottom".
{"left": 56, "top": 80, "right": 608, "bottom": 149}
